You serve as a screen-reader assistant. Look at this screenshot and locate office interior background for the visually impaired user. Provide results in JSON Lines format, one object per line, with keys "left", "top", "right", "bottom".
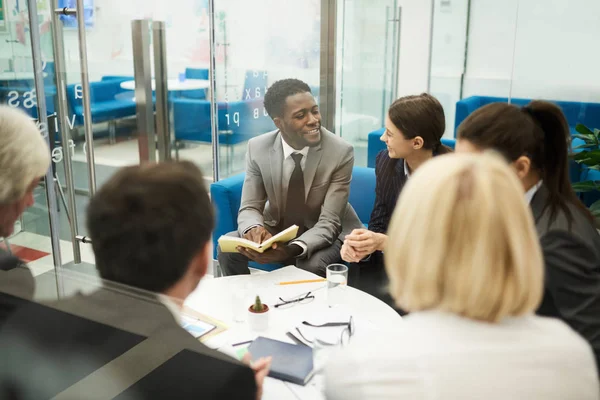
{"left": 0, "top": 0, "right": 598, "bottom": 290}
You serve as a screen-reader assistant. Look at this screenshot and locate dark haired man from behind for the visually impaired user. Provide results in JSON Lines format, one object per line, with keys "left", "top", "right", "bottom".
{"left": 217, "top": 78, "right": 363, "bottom": 276}
{"left": 0, "top": 162, "right": 270, "bottom": 399}
{"left": 457, "top": 100, "right": 600, "bottom": 377}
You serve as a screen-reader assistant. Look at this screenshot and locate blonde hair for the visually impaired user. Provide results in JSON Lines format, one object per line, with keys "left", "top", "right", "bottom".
{"left": 385, "top": 153, "right": 543, "bottom": 322}
{"left": 0, "top": 106, "right": 50, "bottom": 204}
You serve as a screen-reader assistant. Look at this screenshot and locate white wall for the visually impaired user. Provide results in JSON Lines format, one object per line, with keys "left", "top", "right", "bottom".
{"left": 428, "top": 0, "right": 600, "bottom": 136}
{"left": 464, "top": 0, "right": 600, "bottom": 102}
{"left": 509, "top": 0, "right": 600, "bottom": 102}
{"left": 396, "top": 0, "right": 434, "bottom": 97}
{"left": 429, "top": 0, "right": 470, "bottom": 136}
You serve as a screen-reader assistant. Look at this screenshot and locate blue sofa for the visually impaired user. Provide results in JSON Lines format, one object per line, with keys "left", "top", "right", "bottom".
{"left": 367, "top": 128, "right": 456, "bottom": 168}
{"left": 455, "top": 96, "right": 600, "bottom": 185}
{"left": 455, "top": 96, "right": 600, "bottom": 134}
{"left": 210, "top": 166, "right": 376, "bottom": 270}
{"left": 66, "top": 78, "right": 136, "bottom": 126}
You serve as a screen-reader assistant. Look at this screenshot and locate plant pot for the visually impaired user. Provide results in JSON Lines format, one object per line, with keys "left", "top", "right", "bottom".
{"left": 247, "top": 304, "right": 270, "bottom": 331}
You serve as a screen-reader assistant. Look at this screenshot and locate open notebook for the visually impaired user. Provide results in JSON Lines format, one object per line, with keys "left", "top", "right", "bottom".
{"left": 217, "top": 225, "right": 299, "bottom": 253}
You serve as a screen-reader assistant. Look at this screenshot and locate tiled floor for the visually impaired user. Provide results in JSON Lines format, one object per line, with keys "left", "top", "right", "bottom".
{"left": 0, "top": 242, "right": 49, "bottom": 263}
{"left": 5, "top": 231, "right": 96, "bottom": 278}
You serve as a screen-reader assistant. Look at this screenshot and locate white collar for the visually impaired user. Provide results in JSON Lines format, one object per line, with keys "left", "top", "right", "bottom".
{"left": 281, "top": 134, "right": 309, "bottom": 160}
{"left": 158, "top": 294, "right": 182, "bottom": 324}
{"left": 403, "top": 159, "right": 410, "bottom": 177}
{"left": 525, "top": 180, "right": 543, "bottom": 204}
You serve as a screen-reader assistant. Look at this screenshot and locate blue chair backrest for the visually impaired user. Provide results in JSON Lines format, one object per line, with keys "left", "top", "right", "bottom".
{"left": 101, "top": 75, "right": 134, "bottom": 82}
{"left": 185, "top": 68, "right": 209, "bottom": 80}
{"left": 67, "top": 80, "right": 129, "bottom": 108}
{"left": 181, "top": 68, "right": 209, "bottom": 100}
{"left": 349, "top": 167, "right": 376, "bottom": 223}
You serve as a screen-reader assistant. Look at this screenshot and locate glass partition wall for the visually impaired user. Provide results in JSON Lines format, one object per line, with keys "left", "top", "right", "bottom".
{"left": 1, "top": 0, "right": 400, "bottom": 292}
{"left": 6, "top": 0, "right": 596, "bottom": 291}
{"left": 429, "top": 0, "right": 600, "bottom": 139}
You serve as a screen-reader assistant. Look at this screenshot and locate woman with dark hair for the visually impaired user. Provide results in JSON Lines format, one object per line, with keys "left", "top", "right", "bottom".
{"left": 456, "top": 100, "right": 600, "bottom": 376}
{"left": 341, "top": 93, "right": 451, "bottom": 307}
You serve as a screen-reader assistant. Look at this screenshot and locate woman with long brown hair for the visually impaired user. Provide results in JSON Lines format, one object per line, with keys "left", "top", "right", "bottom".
{"left": 341, "top": 93, "right": 451, "bottom": 307}
{"left": 456, "top": 100, "right": 600, "bottom": 376}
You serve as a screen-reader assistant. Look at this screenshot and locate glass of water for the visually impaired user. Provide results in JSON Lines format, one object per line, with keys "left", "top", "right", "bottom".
{"left": 326, "top": 264, "right": 348, "bottom": 307}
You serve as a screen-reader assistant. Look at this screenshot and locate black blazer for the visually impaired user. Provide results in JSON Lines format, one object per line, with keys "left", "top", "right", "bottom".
{"left": 532, "top": 185, "right": 600, "bottom": 374}
{"left": 0, "top": 287, "right": 256, "bottom": 399}
{"left": 368, "top": 150, "right": 408, "bottom": 234}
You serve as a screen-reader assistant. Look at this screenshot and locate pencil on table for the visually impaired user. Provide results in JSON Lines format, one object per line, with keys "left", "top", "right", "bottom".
{"left": 277, "top": 278, "right": 326, "bottom": 285}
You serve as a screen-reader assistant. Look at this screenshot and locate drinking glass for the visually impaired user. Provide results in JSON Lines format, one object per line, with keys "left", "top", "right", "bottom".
{"left": 326, "top": 264, "right": 348, "bottom": 307}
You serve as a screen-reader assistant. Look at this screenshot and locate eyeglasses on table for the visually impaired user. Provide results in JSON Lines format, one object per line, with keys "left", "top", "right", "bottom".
{"left": 274, "top": 291, "right": 315, "bottom": 309}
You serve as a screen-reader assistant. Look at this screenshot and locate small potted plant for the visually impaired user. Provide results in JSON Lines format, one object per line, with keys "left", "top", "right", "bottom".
{"left": 247, "top": 295, "right": 270, "bottom": 331}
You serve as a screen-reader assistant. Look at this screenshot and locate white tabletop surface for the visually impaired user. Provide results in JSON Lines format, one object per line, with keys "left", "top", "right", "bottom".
{"left": 120, "top": 78, "right": 209, "bottom": 91}
{"left": 0, "top": 72, "right": 47, "bottom": 80}
{"left": 184, "top": 266, "right": 402, "bottom": 400}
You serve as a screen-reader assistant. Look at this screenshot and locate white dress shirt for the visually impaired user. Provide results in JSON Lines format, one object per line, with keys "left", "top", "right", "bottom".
{"left": 158, "top": 294, "right": 182, "bottom": 324}
{"left": 325, "top": 310, "right": 599, "bottom": 400}
{"left": 281, "top": 136, "right": 309, "bottom": 256}
{"left": 525, "top": 179, "right": 543, "bottom": 204}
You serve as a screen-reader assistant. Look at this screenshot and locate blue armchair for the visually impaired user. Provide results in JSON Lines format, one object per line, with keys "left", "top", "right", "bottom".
{"left": 210, "top": 166, "right": 376, "bottom": 271}
{"left": 367, "top": 128, "right": 456, "bottom": 168}
{"left": 66, "top": 79, "right": 136, "bottom": 126}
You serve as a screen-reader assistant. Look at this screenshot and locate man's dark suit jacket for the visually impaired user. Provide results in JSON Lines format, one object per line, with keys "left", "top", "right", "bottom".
{"left": 532, "top": 185, "right": 600, "bottom": 375}
{"left": 368, "top": 150, "right": 408, "bottom": 234}
{"left": 0, "top": 286, "right": 256, "bottom": 399}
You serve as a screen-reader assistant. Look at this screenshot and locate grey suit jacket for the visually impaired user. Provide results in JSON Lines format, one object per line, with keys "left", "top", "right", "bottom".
{"left": 532, "top": 185, "right": 600, "bottom": 375}
{"left": 238, "top": 128, "right": 362, "bottom": 258}
{"left": 0, "top": 284, "right": 256, "bottom": 399}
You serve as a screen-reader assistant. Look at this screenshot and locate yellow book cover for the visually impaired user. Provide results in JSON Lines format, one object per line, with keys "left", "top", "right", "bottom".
{"left": 217, "top": 225, "right": 299, "bottom": 253}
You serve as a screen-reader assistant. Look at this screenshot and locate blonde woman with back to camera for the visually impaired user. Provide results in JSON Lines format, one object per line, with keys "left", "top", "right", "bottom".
{"left": 325, "top": 153, "right": 599, "bottom": 399}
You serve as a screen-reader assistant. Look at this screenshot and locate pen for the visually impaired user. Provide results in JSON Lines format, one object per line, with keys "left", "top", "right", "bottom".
{"left": 277, "top": 278, "right": 326, "bottom": 285}
{"left": 231, "top": 340, "right": 253, "bottom": 347}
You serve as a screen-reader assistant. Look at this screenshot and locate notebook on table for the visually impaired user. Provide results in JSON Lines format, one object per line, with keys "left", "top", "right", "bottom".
{"left": 247, "top": 336, "right": 314, "bottom": 385}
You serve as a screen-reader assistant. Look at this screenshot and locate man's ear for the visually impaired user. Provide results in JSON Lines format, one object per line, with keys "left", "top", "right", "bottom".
{"left": 513, "top": 155, "right": 532, "bottom": 181}
{"left": 190, "top": 241, "right": 212, "bottom": 280}
{"left": 273, "top": 117, "right": 283, "bottom": 131}
{"left": 413, "top": 136, "right": 424, "bottom": 150}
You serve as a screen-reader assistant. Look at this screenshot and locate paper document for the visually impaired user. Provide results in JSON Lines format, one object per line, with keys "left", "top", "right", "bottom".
{"left": 218, "top": 225, "right": 299, "bottom": 253}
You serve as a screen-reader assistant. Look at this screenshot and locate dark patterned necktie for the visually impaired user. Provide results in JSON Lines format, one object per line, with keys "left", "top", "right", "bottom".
{"left": 284, "top": 153, "right": 305, "bottom": 234}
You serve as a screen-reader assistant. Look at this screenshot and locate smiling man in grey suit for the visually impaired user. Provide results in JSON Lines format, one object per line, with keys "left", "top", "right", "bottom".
{"left": 218, "top": 79, "right": 361, "bottom": 276}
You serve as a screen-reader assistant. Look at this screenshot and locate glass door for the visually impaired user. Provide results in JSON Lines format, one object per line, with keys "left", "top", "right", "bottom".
{"left": 335, "top": 0, "right": 399, "bottom": 166}
{"left": 0, "top": 0, "right": 65, "bottom": 282}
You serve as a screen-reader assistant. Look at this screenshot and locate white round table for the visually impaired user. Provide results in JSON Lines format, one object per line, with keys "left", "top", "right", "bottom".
{"left": 0, "top": 72, "right": 47, "bottom": 80}
{"left": 120, "top": 78, "right": 209, "bottom": 91}
{"left": 184, "top": 266, "right": 402, "bottom": 400}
